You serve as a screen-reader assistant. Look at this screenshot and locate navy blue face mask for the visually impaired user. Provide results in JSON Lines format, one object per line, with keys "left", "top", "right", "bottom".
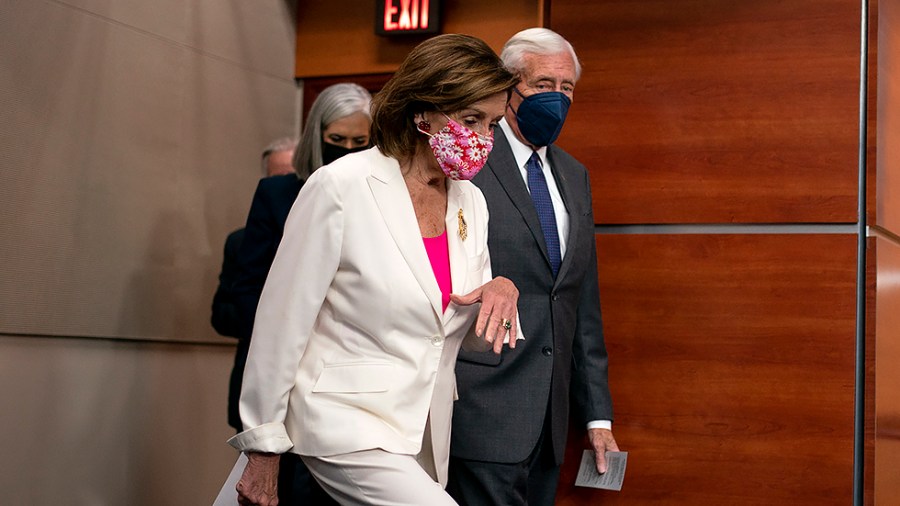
{"left": 512, "top": 87, "right": 572, "bottom": 147}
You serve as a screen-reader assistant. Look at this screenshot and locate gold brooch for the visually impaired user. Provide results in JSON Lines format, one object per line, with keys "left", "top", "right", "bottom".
{"left": 458, "top": 208, "right": 467, "bottom": 241}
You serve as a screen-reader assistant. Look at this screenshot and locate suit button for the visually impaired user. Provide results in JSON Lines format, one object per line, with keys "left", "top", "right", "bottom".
{"left": 542, "top": 346, "right": 553, "bottom": 356}
{"left": 431, "top": 335, "right": 444, "bottom": 347}
{"left": 551, "top": 293, "right": 559, "bottom": 301}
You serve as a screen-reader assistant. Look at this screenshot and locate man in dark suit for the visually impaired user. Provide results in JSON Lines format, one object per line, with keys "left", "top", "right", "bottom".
{"left": 448, "top": 28, "right": 618, "bottom": 506}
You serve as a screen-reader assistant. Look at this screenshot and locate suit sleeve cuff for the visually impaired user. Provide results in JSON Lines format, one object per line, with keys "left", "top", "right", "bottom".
{"left": 227, "top": 422, "right": 293, "bottom": 454}
{"left": 587, "top": 420, "right": 612, "bottom": 431}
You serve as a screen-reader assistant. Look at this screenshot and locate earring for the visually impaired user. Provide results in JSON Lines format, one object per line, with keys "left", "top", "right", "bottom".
{"left": 417, "top": 120, "right": 431, "bottom": 132}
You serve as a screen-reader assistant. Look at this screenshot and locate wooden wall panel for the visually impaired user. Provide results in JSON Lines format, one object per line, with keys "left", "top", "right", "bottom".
{"left": 555, "top": 234, "right": 858, "bottom": 505}
{"left": 294, "top": 0, "right": 541, "bottom": 78}
{"left": 865, "top": 236, "right": 876, "bottom": 506}
{"left": 552, "top": 0, "right": 861, "bottom": 224}
{"left": 878, "top": 0, "right": 900, "bottom": 232}
{"left": 300, "top": 73, "right": 394, "bottom": 124}
{"left": 875, "top": 236, "right": 900, "bottom": 503}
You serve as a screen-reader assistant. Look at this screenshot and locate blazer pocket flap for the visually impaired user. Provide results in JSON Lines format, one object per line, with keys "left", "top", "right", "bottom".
{"left": 467, "top": 251, "right": 486, "bottom": 271}
{"left": 312, "top": 362, "right": 393, "bottom": 393}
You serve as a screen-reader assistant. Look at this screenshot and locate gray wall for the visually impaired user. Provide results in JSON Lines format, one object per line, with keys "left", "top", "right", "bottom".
{"left": 0, "top": 0, "right": 299, "bottom": 503}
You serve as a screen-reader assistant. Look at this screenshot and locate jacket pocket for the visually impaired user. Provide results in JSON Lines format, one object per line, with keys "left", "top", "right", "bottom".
{"left": 312, "top": 362, "right": 393, "bottom": 393}
{"left": 457, "top": 348, "right": 503, "bottom": 366}
{"left": 468, "top": 251, "right": 487, "bottom": 271}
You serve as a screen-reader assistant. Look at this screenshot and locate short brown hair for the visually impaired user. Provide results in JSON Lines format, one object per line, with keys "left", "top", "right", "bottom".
{"left": 371, "top": 34, "right": 518, "bottom": 161}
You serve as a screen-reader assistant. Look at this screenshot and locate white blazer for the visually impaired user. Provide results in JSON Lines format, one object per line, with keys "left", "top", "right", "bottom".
{"left": 228, "top": 147, "right": 494, "bottom": 485}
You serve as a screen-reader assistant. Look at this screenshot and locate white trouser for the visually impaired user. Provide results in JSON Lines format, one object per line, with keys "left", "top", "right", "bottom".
{"left": 301, "top": 449, "right": 458, "bottom": 506}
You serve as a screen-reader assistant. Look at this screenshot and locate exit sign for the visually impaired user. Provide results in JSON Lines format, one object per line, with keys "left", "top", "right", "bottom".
{"left": 376, "top": 0, "right": 441, "bottom": 36}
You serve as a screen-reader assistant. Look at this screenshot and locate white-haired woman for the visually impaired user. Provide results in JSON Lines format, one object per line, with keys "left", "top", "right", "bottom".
{"left": 293, "top": 82, "right": 372, "bottom": 179}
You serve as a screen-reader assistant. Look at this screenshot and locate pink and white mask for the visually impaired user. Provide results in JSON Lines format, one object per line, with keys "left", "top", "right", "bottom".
{"left": 418, "top": 115, "right": 494, "bottom": 180}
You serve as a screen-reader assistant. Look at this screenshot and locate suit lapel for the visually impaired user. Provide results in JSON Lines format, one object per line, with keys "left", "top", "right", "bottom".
{"left": 485, "top": 129, "right": 554, "bottom": 269}
{"left": 367, "top": 158, "right": 443, "bottom": 319}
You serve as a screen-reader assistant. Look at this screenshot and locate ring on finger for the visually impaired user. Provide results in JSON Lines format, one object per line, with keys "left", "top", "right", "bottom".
{"left": 500, "top": 318, "right": 512, "bottom": 330}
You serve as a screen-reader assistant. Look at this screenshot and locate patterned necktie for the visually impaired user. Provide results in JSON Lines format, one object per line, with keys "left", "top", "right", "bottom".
{"left": 526, "top": 152, "right": 561, "bottom": 277}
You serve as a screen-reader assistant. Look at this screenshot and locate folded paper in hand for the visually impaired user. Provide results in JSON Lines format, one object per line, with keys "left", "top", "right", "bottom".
{"left": 574, "top": 450, "right": 627, "bottom": 491}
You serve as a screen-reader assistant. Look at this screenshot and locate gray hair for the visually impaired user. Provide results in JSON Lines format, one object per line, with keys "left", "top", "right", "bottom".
{"left": 293, "top": 83, "right": 372, "bottom": 179}
{"left": 260, "top": 137, "right": 298, "bottom": 175}
{"left": 500, "top": 28, "right": 582, "bottom": 82}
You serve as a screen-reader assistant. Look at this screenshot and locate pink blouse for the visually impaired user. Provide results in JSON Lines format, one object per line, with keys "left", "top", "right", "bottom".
{"left": 423, "top": 230, "right": 452, "bottom": 312}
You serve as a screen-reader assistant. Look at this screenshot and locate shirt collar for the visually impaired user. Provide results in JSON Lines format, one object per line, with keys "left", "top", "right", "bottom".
{"left": 499, "top": 118, "right": 548, "bottom": 169}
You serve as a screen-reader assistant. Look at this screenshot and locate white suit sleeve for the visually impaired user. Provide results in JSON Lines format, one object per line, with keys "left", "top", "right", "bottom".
{"left": 228, "top": 170, "right": 343, "bottom": 453}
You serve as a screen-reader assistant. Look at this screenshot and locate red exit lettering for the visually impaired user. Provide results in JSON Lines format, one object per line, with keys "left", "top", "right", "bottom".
{"left": 383, "top": 0, "right": 430, "bottom": 31}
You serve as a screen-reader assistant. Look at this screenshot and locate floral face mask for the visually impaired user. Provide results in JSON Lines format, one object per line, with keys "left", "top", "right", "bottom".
{"left": 418, "top": 115, "right": 494, "bottom": 181}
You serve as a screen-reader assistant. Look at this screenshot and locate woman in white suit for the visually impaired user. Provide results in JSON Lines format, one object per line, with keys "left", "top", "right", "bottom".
{"left": 229, "top": 34, "right": 520, "bottom": 505}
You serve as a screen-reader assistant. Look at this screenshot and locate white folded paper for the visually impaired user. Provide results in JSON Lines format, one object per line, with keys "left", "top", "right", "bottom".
{"left": 574, "top": 450, "right": 628, "bottom": 491}
{"left": 211, "top": 452, "right": 247, "bottom": 506}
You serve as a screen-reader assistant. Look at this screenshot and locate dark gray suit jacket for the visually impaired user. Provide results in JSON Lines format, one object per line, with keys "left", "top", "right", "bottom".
{"left": 451, "top": 127, "right": 613, "bottom": 465}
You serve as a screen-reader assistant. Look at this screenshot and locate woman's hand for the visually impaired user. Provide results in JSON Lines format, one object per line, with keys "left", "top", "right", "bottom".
{"left": 450, "top": 276, "right": 519, "bottom": 353}
{"left": 236, "top": 452, "right": 280, "bottom": 506}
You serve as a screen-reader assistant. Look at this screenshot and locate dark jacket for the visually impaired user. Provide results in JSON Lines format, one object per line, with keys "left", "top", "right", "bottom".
{"left": 451, "top": 128, "right": 613, "bottom": 465}
{"left": 211, "top": 228, "right": 245, "bottom": 338}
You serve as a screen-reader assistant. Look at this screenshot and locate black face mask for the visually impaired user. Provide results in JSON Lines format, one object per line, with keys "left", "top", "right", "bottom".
{"left": 321, "top": 141, "right": 369, "bottom": 166}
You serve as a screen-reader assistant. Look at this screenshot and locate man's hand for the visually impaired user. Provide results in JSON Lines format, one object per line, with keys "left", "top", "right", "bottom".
{"left": 588, "top": 428, "right": 619, "bottom": 474}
